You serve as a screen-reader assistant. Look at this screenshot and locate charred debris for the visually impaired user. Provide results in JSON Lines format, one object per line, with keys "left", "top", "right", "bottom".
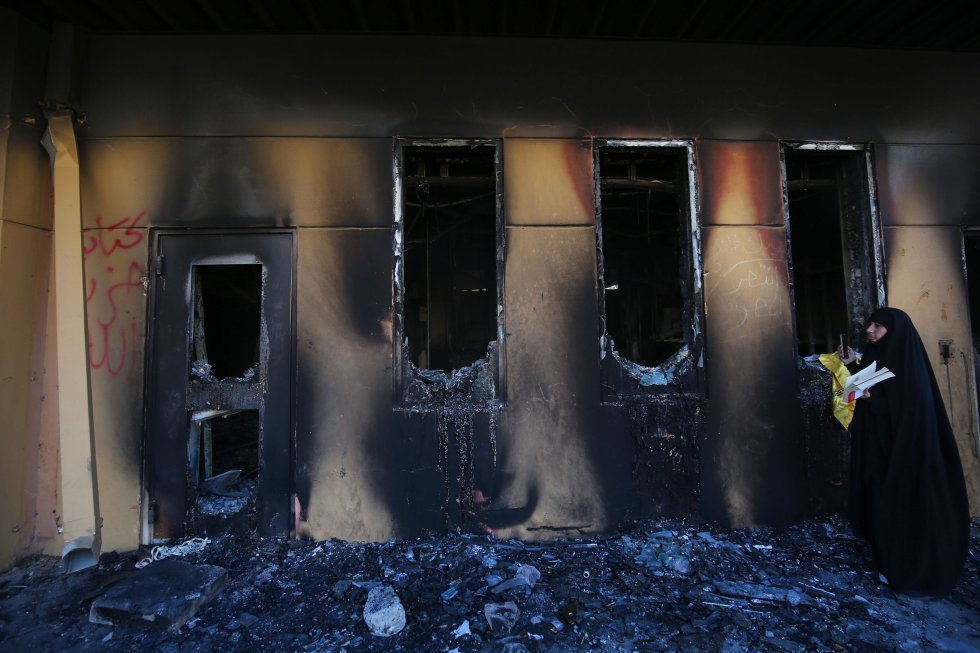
{"left": 1, "top": 516, "right": 977, "bottom": 652}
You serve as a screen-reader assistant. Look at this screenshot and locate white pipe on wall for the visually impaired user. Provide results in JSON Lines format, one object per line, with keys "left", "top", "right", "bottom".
{"left": 42, "top": 111, "right": 101, "bottom": 572}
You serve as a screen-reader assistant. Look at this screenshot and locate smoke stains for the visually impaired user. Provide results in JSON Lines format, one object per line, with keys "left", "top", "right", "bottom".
{"left": 698, "top": 141, "right": 783, "bottom": 226}
{"left": 626, "top": 394, "right": 704, "bottom": 517}
{"left": 399, "top": 343, "right": 501, "bottom": 532}
{"left": 797, "top": 358, "right": 850, "bottom": 515}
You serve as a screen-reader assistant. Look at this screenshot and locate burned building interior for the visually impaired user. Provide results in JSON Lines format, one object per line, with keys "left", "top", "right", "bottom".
{"left": 1, "top": 0, "right": 979, "bottom": 650}
{"left": 597, "top": 145, "right": 689, "bottom": 369}
{"left": 784, "top": 148, "right": 880, "bottom": 357}
{"left": 400, "top": 144, "right": 499, "bottom": 375}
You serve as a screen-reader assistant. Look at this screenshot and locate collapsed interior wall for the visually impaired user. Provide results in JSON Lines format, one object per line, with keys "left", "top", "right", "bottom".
{"left": 3, "top": 29, "right": 979, "bottom": 561}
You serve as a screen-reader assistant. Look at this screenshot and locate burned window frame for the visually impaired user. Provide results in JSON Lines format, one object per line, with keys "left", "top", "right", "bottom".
{"left": 780, "top": 142, "right": 886, "bottom": 357}
{"left": 392, "top": 139, "right": 506, "bottom": 404}
{"left": 594, "top": 139, "right": 705, "bottom": 401}
{"left": 961, "top": 229, "right": 980, "bottom": 458}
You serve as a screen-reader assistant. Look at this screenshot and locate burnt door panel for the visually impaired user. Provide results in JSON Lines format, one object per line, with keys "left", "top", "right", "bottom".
{"left": 146, "top": 232, "right": 293, "bottom": 540}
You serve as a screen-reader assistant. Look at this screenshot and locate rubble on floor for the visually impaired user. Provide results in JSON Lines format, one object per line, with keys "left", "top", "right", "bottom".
{"left": 89, "top": 558, "right": 227, "bottom": 631}
{"left": 0, "top": 516, "right": 977, "bottom": 652}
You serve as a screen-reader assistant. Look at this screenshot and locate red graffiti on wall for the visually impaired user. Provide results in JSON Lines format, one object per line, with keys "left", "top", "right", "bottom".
{"left": 83, "top": 212, "right": 146, "bottom": 380}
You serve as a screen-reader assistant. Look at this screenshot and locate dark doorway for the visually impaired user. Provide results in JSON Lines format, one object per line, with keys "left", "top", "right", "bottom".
{"left": 145, "top": 232, "right": 293, "bottom": 541}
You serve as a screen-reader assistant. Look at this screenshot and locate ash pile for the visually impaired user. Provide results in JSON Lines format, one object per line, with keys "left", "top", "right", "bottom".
{"left": 1, "top": 517, "right": 978, "bottom": 652}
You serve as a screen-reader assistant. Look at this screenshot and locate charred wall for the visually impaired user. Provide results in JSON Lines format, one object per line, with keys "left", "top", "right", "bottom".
{"left": 876, "top": 142, "right": 980, "bottom": 512}
{"left": 697, "top": 141, "right": 806, "bottom": 526}
{"left": 21, "top": 32, "right": 979, "bottom": 550}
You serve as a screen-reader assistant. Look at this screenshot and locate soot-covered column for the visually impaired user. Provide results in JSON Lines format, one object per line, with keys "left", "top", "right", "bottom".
{"left": 699, "top": 140, "right": 806, "bottom": 527}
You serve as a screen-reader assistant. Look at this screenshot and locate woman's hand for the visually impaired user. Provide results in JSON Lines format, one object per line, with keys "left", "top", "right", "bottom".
{"left": 837, "top": 345, "right": 857, "bottom": 365}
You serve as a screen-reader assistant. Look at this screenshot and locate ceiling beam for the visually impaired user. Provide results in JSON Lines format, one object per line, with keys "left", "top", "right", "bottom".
{"left": 676, "top": 0, "right": 711, "bottom": 39}
{"left": 348, "top": 0, "right": 369, "bottom": 32}
{"left": 197, "top": 0, "right": 229, "bottom": 31}
{"left": 632, "top": 2, "right": 658, "bottom": 39}
{"left": 399, "top": 0, "right": 416, "bottom": 32}
{"left": 588, "top": 0, "right": 609, "bottom": 36}
{"left": 146, "top": 0, "right": 182, "bottom": 32}
{"left": 87, "top": 0, "right": 140, "bottom": 31}
{"left": 247, "top": 0, "right": 280, "bottom": 31}
{"left": 297, "top": 0, "right": 325, "bottom": 32}
{"left": 718, "top": 0, "right": 758, "bottom": 40}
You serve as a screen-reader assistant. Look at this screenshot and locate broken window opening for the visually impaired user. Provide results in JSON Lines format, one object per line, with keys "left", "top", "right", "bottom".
{"left": 187, "top": 409, "right": 259, "bottom": 523}
{"left": 191, "top": 264, "right": 263, "bottom": 381}
{"left": 597, "top": 144, "right": 695, "bottom": 373}
{"left": 397, "top": 143, "right": 501, "bottom": 389}
{"left": 784, "top": 148, "right": 878, "bottom": 356}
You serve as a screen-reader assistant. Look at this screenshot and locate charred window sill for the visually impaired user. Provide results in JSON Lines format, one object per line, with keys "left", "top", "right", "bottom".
{"left": 396, "top": 342, "right": 501, "bottom": 414}
{"left": 600, "top": 341, "right": 702, "bottom": 404}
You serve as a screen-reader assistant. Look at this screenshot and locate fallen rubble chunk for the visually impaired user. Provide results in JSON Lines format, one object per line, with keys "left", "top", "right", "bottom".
{"left": 484, "top": 601, "right": 519, "bottom": 634}
{"left": 89, "top": 559, "right": 227, "bottom": 631}
{"left": 712, "top": 580, "right": 813, "bottom": 606}
{"left": 490, "top": 564, "right": 540, "bottom": 596}
{"left": 363, "top": 585, "right": 406, "bottom": 637}
{"left": 452, "top": 619, "right": 470, "bottom": 638}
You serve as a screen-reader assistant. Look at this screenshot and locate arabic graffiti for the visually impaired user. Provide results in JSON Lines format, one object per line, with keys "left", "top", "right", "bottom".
{"left": 83, "top": 212, "right": 147, "bottom": 379}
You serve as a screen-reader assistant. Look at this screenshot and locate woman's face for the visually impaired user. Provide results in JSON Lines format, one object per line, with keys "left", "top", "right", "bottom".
{"left": 867, "top": 321, "right": 888, "bottom": 344}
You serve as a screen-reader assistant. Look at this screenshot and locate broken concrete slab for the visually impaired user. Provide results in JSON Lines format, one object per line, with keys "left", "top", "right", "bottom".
{"left": 89, "top": 559, "right": 227, "bottom": 631}
{"left": 362, "top": 584, "right": 406, "bottom": 637}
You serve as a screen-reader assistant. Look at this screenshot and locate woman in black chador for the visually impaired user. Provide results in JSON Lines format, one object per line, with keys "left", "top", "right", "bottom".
{"left": 839, "top": 307, "right": 969, "bottom": 596}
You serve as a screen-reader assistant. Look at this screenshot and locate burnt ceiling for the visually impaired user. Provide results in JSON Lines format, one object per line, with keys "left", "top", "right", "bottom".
{"left": 4, "top": 0, "right": 979, "bottom": 52}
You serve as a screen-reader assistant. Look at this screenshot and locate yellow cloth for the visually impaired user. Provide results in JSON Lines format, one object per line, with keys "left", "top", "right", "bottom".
{"left": 818, "top": 353, "right": 855, "bottom": 429}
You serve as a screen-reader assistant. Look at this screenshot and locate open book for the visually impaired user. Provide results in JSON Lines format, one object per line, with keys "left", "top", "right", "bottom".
{"left": 843, "top": 361, "right": 895, "bottom": 403}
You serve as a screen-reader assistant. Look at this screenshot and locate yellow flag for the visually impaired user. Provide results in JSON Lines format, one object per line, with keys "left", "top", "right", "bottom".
{"left": 818, "top": 353, "right": 855, "bottom": 429}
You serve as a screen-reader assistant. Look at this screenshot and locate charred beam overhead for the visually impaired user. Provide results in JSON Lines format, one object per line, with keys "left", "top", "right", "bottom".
{"left": 399, "top": 0, "right": 415, "bottom": 32}
{"left": 675, "top": 0, "right": 709, "bottom": 39}
{"left": 296, "top": 0, "right": 324, "bottom": 32}
{"left": 144, "top": 0, "right": 183, "bottom": 32}
{"left": 84, "top": 0, "right": 138, "bottom": 31}
{"left": 11, "top": 0, "right": 978, "bottom": 51}
{"left": 631, "top": 2, "right": 657, "bottom": 39}
{"left": 347, "top": 0, "right": 369, "bottom": 32}
{"left": 717, "top": 0, "right": 757, "bottom": 40}
{"left": 498, "top": 0, "right": 509, "bottom": 34}
{"left": 588, "top": 0, "right": 609, "bottom": 36}
{"left": 246, "top": 0, "right": 278, "bottom": 32}
{"left": 196, "top": 0, "right": 229, "bottom": 32}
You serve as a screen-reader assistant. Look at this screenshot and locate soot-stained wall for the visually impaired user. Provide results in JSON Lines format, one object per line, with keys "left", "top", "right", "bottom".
{"left": 0, "top": 10, "right": 56, "bottom": 569}
{"left": 876, "top": 143, "right": 980, "bottom": 512}
{"left": 52, "top": 33, "right": 980, "bottom": 549}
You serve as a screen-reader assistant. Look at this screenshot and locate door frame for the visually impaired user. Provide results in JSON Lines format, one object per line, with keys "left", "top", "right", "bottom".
{"left": 142, "top": 228, "right": 297, "bottom": 543}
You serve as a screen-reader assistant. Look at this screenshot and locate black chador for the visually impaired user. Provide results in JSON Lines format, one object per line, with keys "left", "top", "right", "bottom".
{"left": 848, "top": 307, "right": 970, "bottom": 596}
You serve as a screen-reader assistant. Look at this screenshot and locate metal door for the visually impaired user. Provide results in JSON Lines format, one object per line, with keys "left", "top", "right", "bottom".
{"left": 145, "top": 231, "right": 294, "bottom": 540}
